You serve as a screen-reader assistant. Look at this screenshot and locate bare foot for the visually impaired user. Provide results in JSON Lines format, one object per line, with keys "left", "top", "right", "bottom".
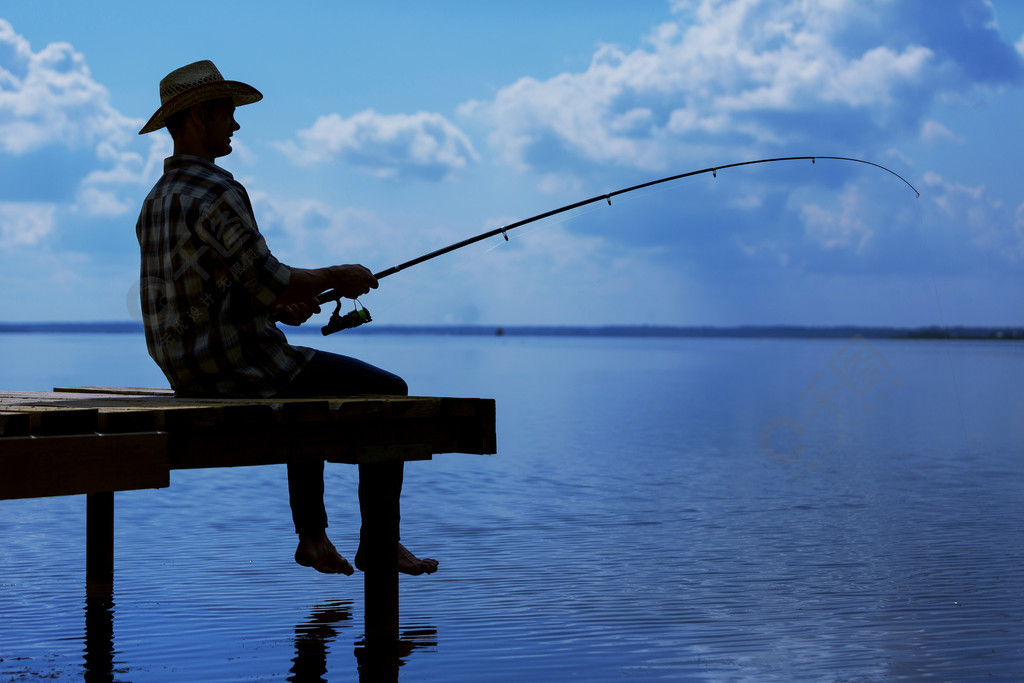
{"left": 295, "top": 532, "right": 355, "bottom": 576}
{"left": 398, "top": 543, "right": 439, "bottom": 575}
{"left": 354, "top": 542, "right": 439, "bottom": 576}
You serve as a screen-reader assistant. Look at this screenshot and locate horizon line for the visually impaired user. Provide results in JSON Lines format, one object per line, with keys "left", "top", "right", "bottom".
{"left": 1, "top": 321, "right": 1022, "bottom": 340}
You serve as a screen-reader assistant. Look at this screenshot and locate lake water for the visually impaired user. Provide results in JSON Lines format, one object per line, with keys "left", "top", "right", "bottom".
{"left": 1, "top": 331, "right": 1022, "bottom": 681}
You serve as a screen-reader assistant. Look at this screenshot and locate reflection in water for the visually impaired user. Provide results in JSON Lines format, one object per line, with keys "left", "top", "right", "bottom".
{"left": 286, "top": 598, "right": 437, "bottom": 682}
{"left": 289, "top": 600, "right": 354, "bottom": 682}
{"left": 354, "top": 626, "right": 438, "bottom": 683}
{"left": 288, "top": 598, "right": 436, "bottom": 683}
{"left": 83, "top": 582, "right": 116, "bottom": 683}
{"left": 77, "top": 590, "right": 438, "bottom": 683}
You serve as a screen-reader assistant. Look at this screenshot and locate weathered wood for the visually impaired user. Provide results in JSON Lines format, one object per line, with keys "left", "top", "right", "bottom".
{"left": 0, "top": 432, "right": 170, "bottom": 500}
{"left": 97, "top": 409, "right": 159, "bottom": 434}
{"left": 54, "top": 386, "right": 175, "bottom": 396}
{"left": 157, "top": 405, "right": 223, "bottom": 431}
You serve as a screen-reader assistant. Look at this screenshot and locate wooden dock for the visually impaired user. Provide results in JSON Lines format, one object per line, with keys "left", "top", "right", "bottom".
{"left": 0, "top": 387, "right": 496, "bottom": 643}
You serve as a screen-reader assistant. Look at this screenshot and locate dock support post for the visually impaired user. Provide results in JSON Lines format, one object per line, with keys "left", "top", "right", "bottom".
{"left": 360, "top": 462, "right": 401, "bottom": 644}
{"left": 363, "top": 552, "right": 399, "bottom": 644}
{"left": 86, "top": 492, "right": 114, "bottom": 584}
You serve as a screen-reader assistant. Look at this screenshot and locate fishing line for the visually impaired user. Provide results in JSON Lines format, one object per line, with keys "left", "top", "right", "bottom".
{"left": 308, "top": 156, "right": 919, "bottom": 333}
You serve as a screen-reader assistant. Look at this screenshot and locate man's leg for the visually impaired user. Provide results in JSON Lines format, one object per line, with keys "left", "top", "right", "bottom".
{"left": 277, "top": 350, "right": 435, "bottom": 575}
{"left": 288, "top": 458, "right": 326, "bottom": 535}
{"left": 289, "top": 458, "right": 353, "bottom": 574}
{"left": 354, "top": 460, "right": 437, "bottom": 575}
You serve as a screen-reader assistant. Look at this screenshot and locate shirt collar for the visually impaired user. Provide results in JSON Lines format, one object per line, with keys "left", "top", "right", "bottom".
{"left": 162, "top": 155, "right": 233, "bottom": 178}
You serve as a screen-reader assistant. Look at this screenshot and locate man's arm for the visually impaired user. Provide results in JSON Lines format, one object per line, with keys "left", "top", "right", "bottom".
{"left": 274, "top": 264, "right": 378, "bottom": 306}
{"left": 271, "top": 264, "right": 378, "bottom": 325}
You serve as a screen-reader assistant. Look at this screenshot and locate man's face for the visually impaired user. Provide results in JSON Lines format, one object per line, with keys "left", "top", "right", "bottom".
{"left": 204, "top": 98, "right": 240, "bottom": 159}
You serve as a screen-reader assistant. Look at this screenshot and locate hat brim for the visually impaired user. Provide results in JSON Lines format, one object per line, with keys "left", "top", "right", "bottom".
{"left": 139, "top": 80, "right": 263, "bottom": 135}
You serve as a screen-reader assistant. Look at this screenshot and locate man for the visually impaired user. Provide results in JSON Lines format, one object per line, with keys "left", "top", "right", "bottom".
{"left": 136, "top": 60, "right": 437, "bottom": 577}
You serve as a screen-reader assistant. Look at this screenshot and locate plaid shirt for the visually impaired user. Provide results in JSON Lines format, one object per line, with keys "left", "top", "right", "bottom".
{"left": 136, "top": 155, "right": 314, "bottom": 397}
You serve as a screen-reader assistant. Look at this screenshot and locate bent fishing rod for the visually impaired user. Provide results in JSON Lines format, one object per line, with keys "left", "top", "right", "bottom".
{"left": 310, "top": 156, "right": 919, "bottom": 335}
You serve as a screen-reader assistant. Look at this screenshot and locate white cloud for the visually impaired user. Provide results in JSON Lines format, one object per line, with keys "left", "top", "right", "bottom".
{"left": 274, "top": 109, "right": 479, "bottom": 181}
{"left": 734, "top": 235, "right": 791, "bottom": 267}
{"left": 72, "top": 133, "right": 170, "bottom": 216}
{"left": 923, "top": 171, "right": 984, "bottom": 213}
{"left": 0, "top": 19, "right": 161, "bottom": 218}
{"left": 0, "top": 18, "right": 140, "bottom": 155}
{"left": 920, "top": 119, "right": 963, "bottom": 145}
{"left": 247, "top": 190, "right": 407, "bottom": 267}
{"left": 461, "top": 0, "right": 1019, "bottom": 173}
{"left": 536, "top": 173, "right": 584, "bottom": 196}
{"left": 0, "top": 201, "right": 56, "bottom": 247}
{"left": 922, "top": 171, "right": 1024, "bottom": 263}
{"left": 73, "top": 186, "right": 134, "bottom": 217}
{"left": 800, "top": 185, "right": 874, "bottom": 253}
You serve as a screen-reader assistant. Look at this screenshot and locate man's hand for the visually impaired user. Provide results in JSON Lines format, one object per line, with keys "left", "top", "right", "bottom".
{"left": 272, "top": 298, "right": 321, "bottom": 326}
{"left": 273, "top": 263, "right": 378, "bottom": 311}
{"left": 327, "top": 264, "right": 378, "bottom": 299}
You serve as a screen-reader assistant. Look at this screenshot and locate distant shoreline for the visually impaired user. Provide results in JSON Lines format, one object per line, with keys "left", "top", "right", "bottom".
{"left": 1, "top": 321, "right": 1021, "bottom": 340}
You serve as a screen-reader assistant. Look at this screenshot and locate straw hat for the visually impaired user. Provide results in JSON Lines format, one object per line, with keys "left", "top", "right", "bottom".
{"left": 139, "top": 60, "right": 262, "bottom": 135}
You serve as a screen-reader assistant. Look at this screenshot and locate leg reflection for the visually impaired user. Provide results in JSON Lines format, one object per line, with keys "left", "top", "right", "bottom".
{"left": 288, "top": 600, "right": 354, "bottom": 682}
{"left": 353, "top": 624, "right": 438, "bottom": 683}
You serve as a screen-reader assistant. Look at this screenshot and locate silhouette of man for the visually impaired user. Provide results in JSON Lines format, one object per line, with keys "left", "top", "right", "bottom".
{"left": 136, "top": 60, "right": 436, "bottom": 577}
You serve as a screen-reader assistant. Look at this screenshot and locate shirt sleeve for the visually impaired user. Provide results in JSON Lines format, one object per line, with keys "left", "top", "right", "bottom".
{"left": 197, "top": 185, "right": 290, "bottom": 307}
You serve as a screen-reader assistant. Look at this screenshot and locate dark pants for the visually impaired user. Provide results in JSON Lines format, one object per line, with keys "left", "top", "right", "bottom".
{"left": 274, "top": 350, "right": 409, "bottom": 541}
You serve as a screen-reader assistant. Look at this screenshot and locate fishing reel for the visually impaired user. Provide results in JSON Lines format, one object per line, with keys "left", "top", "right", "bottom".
{"left": 321, "top": 299, "right": 372, "bottom": 336}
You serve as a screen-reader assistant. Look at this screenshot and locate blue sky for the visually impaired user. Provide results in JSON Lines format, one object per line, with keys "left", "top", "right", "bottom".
{"left": 3, "top": 0, "right": 1024, "bottom": 327}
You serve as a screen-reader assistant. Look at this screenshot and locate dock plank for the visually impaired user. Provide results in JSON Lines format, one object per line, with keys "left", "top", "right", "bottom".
{"left": 53, "top": 386, "right": 175, "bottom": 396}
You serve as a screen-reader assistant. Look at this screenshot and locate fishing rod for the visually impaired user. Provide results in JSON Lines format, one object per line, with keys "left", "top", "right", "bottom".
{"left": 312, "top": 156, "right": 920, "bottom": 335}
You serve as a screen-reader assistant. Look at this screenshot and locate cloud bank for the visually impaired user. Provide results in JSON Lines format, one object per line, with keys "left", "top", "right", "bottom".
{"left": 0, "top": 19, "right": 132, "bottom": 155}
{"left": 460, "top": 0, "right": 1023, "bottom": 173}
{"left": 0, "top": 18, "right": 161, "bottom": 228}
